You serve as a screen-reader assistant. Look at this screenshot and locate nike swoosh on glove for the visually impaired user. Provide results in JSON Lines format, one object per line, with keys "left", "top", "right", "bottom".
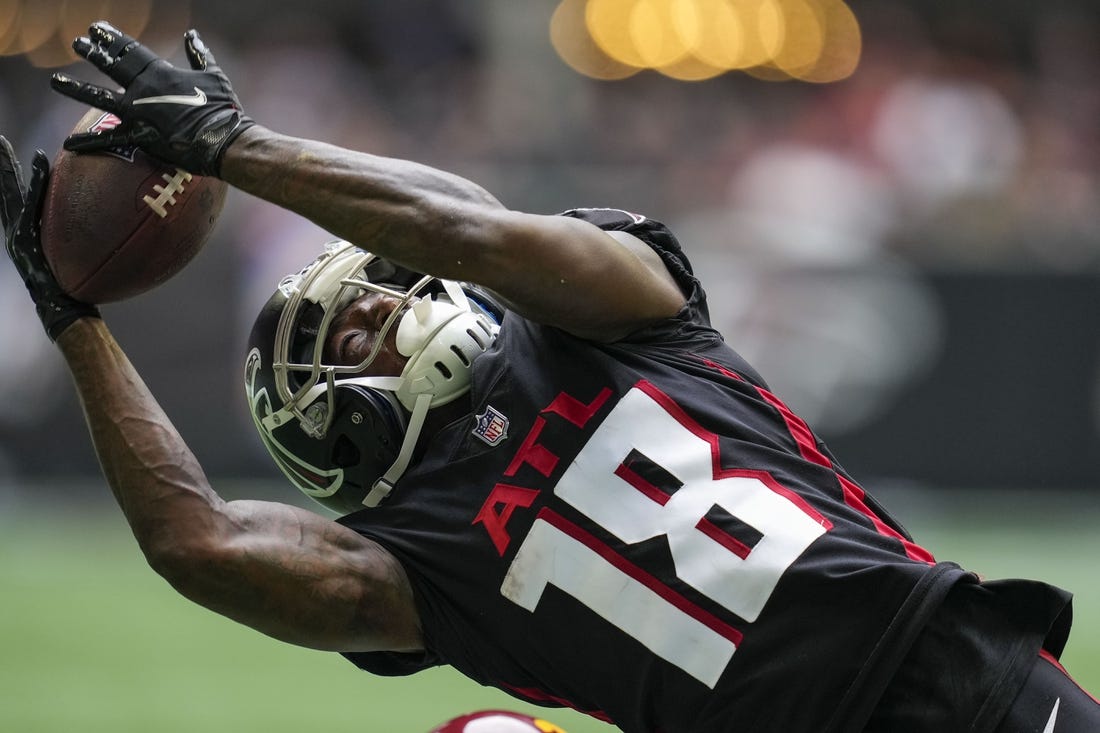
{"left": 50, "top": 21, "right": 254, "bottom": 177}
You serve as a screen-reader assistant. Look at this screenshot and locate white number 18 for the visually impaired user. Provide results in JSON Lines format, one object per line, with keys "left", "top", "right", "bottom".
{"left": 501, "top": 382, "right": 829, "bottom": 688}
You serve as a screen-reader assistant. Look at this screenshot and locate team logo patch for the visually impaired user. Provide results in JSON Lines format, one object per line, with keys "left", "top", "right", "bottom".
{"left": 472, "top": 405, "right": 509, "bottom": 446}
{"left": 87, "top": 111, "right": 139, "bottom": 162}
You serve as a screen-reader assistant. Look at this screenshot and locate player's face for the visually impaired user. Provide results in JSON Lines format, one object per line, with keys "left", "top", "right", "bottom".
{"left": 324, "top": 290, "right": 410, "bottom": 377}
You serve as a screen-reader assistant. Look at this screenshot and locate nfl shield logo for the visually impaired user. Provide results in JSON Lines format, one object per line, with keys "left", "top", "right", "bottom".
{"left": 472, "top": 405, "right": 509, "bottom": 446}
{"left": 88, "top": 111, "right": 139, "bottom": 162}
{"left": 88, "top": 112, "right": 122, "bottom": 133}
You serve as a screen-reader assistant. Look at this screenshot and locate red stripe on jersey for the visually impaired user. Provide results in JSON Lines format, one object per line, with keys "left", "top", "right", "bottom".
{"left": 755, "top": 386, "right": 833, "bottom": 468}
{"left": 694, "top": 357, "right": 933, "bottom": 564}
{"left": 1040, "top": 649, "right": 1100, "bottom": 704}
{"left": 837, "top": 474, "right": 935, "bottom": 564}
{"left": 698, "top": 357, "right": 742, "bottom": 381}
{"left": 694, "top": 358, "right": 831, "bottom": 469}
{"left": 501, "top": 683, "right": 614, "bottom": 723}
{"left": 616, "top": 440, "right": 805, "bottom": 554}
{"left": 636, "top": 379, "right": 832, "bottom": 530}
{"left": 614, "top": 461, "right": 672, "bottom": 506}
{"left": 540, "top": 507, "right": 744, "bottom": 647}
{"left": 695, "top": 517, "right": 754, "bottom": 560}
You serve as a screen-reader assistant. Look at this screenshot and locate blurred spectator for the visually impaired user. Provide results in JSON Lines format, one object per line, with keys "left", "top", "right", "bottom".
{"left": 0, "top": 0, "right": 1098, "bottom": 487}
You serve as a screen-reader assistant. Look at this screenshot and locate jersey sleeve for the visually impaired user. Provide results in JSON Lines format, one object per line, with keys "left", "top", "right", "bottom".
{"left": 340, "top": 649, "right": 442, "bottom": 676}
{"left": 557, "top": 207, "right": 710, "bottom": 326}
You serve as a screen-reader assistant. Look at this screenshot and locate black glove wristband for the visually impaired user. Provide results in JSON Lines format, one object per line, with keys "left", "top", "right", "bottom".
{"left": 38, "top": 298, "right": 102, "bottom": 342}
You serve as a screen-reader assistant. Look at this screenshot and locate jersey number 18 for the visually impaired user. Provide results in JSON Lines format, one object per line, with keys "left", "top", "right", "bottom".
{"left": 501, "top": 382, "right": 830, "bottom": 688}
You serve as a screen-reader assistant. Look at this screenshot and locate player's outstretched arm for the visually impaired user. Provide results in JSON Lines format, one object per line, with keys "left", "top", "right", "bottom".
{"left": 221, "top": 126, "right": 686, "bottom": 341}
{"left": 3, "top": 136, "right": 421, "bottom": 654}
{"left": 56, "top": 319, "right": 424, "bottom": 653}
{"left": 50, "top": 21, "right": 686, "bottom": 341}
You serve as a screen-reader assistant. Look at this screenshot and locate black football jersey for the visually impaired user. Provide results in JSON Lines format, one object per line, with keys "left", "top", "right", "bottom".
{"left": 338, "top": 208, "right": 1069, "bottom": 733}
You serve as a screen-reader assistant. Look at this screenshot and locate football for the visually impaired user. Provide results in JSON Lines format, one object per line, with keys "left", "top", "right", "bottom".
{"left": 41, "top": 107, "right": 228, "bottom": 304}
{"left": 428, "top": 710, "right": 567, "bottom": 733}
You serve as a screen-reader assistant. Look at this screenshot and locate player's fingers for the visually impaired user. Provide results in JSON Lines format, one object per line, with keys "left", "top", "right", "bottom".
{"left": 0, "top": 136, "right": 27, "bottom": 232}
{"left": 63, "top": 129, "right": 128, "bottom": 154}
{"left": 50, "top": 74, "right": 121, "bottom": 114}
{"left": 10, "top": 151, "right": 48, "bottom": 251}
{"left": 71, "top": 35, "right": 114, "bottom": 70}
{"left": 80, "top": 21, "right": 160, "bottom": 86}
{"left": 88, "top": 20, "right": 129, "bottom": 46}
{"left": 25, "top": 151, "right": 50, "bottom": 219}
{"left": 184, "top": 29, "right": 215, "bottom": 71}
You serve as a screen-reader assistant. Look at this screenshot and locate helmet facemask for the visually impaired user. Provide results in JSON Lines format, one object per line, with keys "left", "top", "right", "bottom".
{"left": 249, "top": 240, "right": 500, "bottom": 511}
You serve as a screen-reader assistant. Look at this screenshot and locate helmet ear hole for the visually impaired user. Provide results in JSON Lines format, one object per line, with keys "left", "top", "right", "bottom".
{"left": 450, "top": 344, "right": 470, "bottom": 367}
{"left": 331, "top": 434, "right": 361, "bottom": 468}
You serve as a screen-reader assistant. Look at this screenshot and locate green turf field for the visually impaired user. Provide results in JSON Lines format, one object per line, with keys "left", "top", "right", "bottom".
{"left": 1, "top": 489, "right": 1097, "bottom": 733}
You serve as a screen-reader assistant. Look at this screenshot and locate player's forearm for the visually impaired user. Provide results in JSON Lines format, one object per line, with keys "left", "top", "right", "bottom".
{"left": 55, "top": 322, "right": 422, "bottom": 653}
{"left": 220, "top": 126, "right": 506, "bottom": 278}
{"left": 56, "top": 319, "right": 226, "bottom": 560}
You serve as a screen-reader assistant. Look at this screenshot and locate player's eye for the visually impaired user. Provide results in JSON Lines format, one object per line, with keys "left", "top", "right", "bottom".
{"left": 338, "top": 331, "right": 363, "bottom": 364}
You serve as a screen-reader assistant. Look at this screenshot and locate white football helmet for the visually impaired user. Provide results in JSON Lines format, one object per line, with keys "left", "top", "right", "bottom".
{"left": 246, "top": 241, "right": 501, "bottom": 513}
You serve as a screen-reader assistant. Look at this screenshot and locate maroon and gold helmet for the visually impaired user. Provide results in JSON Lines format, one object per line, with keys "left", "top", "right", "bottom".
{"left": 429, "top": 710, "right": 567, "bottom": 733}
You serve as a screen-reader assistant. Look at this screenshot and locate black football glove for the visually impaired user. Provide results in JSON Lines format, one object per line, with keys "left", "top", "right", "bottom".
{"left": 50, "top": 21, "right": 254, "bottom": 177}
{"left": 1, "top": 137, "right": 101, "bottom": 341}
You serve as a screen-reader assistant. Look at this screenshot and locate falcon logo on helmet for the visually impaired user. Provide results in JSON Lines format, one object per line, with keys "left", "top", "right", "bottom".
{"left": 245, "top": 241, "right": 502, "bottom": 514}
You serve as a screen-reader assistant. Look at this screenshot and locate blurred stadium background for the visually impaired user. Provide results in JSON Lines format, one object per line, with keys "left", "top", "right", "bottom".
{"left": 0, "top": 1, "right": 1098, "bottom": 731}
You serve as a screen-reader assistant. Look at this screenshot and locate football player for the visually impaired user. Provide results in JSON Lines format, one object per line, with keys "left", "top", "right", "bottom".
{"left": 2, "top": 19, "right": 1097, "bottom": 733}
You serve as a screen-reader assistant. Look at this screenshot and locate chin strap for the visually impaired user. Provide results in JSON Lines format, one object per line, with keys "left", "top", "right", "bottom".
{"left": 360, "top": 284, "right": 498, "bottom": 507}
{"left": 362, "top": 391, "right": 433, "bottom": 507}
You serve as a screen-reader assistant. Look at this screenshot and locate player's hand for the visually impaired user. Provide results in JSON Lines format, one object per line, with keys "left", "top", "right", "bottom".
{"left": 50, "top": 21, "right": 254, "bottom": 176}
{"left": 0, "top": 137, "right": 100, "bottom": 341}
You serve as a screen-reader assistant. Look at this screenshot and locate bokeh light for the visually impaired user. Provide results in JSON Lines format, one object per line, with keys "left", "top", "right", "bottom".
{"left": 551, "top": 0, "right": 640, "bottom": 80}
{"left": 768, "top": 0, "right": 824, "bottom": 77}
{"left": 0, "top": 0, "right": 861, "bottom": 81}
{"left": 555, "top": 0, "right": 862, "bottom": 82}
{"left": 675, "top": 0, "right": 742, "bottom": 69}
{"left": 8, "top": 0, "right": 55, "bottom": 57}
{"left": 0, "top": 0, "right": 166, "bottom": 67}
{"left": 0, "top": 0, "right": 20, "bottom": 55}
{"left": 797, "top": 0, "right": 860, "bottom": 82}
{"left": 586, "top": 0, "right": 650, "bottom": 68}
